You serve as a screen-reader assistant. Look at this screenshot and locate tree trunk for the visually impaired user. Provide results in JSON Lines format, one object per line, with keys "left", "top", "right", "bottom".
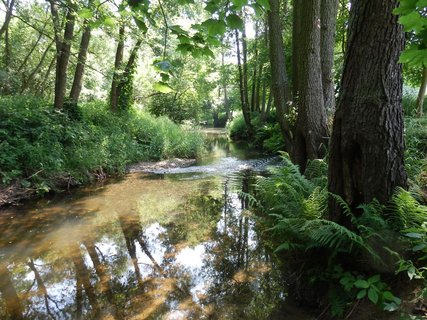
{"left": 53, "top": 7, "right": 75, "bottom": 108}
{"left": 235, "top": 29, "right": 252, "bottom": 134}
{"left": 293, "top": 0, "right": 328, "bottom": 172}
{"left": 416, "top": 66, "right": 427, "bottom": 117}
{"left": 268, "top": 0, "right": 293, "bottom": 148}
{"left": 320, "top": 0, "right": 338, "bottom": 113}
{"left": 69, "top": 22, "right": 92, "bottom": 104}
{"left": 328, "top": 0, "right": 408, "bottom": 222}
{"left": 292, "top": 0, "right": 302, "bottom": 101}
{"left": 116, "top": 39, "right": 142, "bottom": 110}
{"left": 0, "top": 0, "right": 15, "bottom": 37}
{"left": 110, "top": 25, "right": 125, "bottom": 112}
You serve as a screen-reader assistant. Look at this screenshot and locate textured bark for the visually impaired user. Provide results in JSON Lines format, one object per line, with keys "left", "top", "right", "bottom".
{"left": 320, "top": 0, "right": 338, "bottom": 112}
{"left": 268, "top": 0, "right": 293, "bottom": 148}
{"left": 110, "top": 25, "right": 125, "bottom": 112}
{"left": 293, "top": 0, "right": 328, "bottom": 172}
{"left": 328, "top": 0, "right": 408, "bottom": 221}
{"left": 235, "top": 29, "right": 252, "bottom": 134}
{"left": 69, "top": 22, "right": 92, "bottom": 104}
{"left": 416, "top": 67, "right": 427, "bottom": 117}
{"left": 53, "top": 7, "right": 75, "bottom": 108}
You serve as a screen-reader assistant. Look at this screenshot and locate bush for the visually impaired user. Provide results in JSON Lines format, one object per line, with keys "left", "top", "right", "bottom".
{"left": 0, "top": 96, "right": 204, "bottom": 192}
{"left": 405, "top": 117, "right": 427, "bottom": 192}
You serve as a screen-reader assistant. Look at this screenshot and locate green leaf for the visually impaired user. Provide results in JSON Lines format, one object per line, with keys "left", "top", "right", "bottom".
{"left": 153, "top": 60, "right": 171, "bottom": 72}
{"left": 274, "top": 242, "right": 290, "bottom": 252}
{"left": 382, "top": 291, "right": 395, "bottom": 301}
{"left": 413, "top": 243, "right": 427, "bottom": 251}
{"left": 354, "top": 280, "right": 369, "bottom": 289}
{"left": 201, "top": 18, "right": 227, "bottom": 36}
{"left": 356, "top": 289, "right": 367, "bottom": 299}
{"left": 399, "top": 11, "right": 424, "bottom": 32}
{"left": 404, "top": 232, "right": 424, "bottom": 239}
{"left": 78, "top": 8, "right": 93, "bottom": 19}
{"left": 368, "top": 275, "right": 380, "bottom": 284}
{"left": 103, "top": 16, "right": 115, "bottom": 27}
{"left": 226, "top": 14, "right": 244, "bottom": 30}
{"left": 231, "top": 0, "right": 247, "bottom": 8}
{"left": 133, "top": 17, "right": 148, "bottom": 33}
{"left": 417, "top": 0, "right": 427, "bottom": 6}
{"left": 153, "top": 82, "right": 174, "bottom": 93}
{"left": 368, "top": 287, "right": 379, "bottom": 304}
{"left": 383, "top": 302, "right": 399, "bottom": 312}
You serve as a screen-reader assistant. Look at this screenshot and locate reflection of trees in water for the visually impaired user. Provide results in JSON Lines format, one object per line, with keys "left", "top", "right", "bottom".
{"left": 0, "top": 170, "right": 284, "bottom": 319}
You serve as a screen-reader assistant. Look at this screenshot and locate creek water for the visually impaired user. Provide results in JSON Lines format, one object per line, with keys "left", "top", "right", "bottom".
{"left": 0, "top": 129, "right": 312, "bottom": 320}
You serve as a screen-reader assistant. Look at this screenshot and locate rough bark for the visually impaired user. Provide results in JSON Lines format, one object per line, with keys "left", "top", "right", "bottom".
{"left": 268, "top": 0, "right": 293, "bottom": 148}
{"left": 69, "top": 22, "right": 92, "bottom": 104}
{"left": 320, "top": 0, "right": 338, "bottom": 113}
{"left": 293, "top": 0, "right": 328, "bottom": 172}
{"left": 110, "top": 24, "right": 125, "bottom": 112}
{"left": 328, "top": 0, "right": 408, "bottom": 221}
{"left": 416, "top": 66, "right": 427, "bottom": 117}
{"left": 53, "top": 6, "right": 75, "bottom": 108}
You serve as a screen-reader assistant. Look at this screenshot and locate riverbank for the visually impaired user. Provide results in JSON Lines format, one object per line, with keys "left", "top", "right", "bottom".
{"left": 0, "top": 96, "right": 204, "bottom": 207}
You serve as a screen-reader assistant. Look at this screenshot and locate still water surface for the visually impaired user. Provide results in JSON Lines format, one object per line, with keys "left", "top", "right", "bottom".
{"left": 0, "top": 129, "right": 312, "bottom": 319}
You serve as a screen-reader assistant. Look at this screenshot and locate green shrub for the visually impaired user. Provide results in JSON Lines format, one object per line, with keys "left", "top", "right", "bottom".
{"left": 0, "top": 96, "right": 204, "bottom": 192}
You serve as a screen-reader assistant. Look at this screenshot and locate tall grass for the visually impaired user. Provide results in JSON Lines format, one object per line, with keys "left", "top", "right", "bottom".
{"left": 0, "top": 96, "right": 204, "bottom": 191}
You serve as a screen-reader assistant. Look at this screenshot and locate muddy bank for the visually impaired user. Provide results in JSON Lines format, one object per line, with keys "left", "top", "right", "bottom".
{"left": 0, "top": 158, "right": 197, "bottom": 208}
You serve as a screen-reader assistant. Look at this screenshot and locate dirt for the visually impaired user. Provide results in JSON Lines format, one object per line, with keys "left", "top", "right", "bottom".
{"left": 0, "top": 158, "right": 197, "bottom": 208}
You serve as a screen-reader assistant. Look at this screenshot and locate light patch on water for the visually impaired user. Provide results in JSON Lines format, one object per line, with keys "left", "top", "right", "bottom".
{"left": 175, "top": 244, "right": 205, "bottom": 269}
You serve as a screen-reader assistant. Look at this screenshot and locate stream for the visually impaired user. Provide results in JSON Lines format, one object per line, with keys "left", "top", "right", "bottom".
{"left": 0, "top": 129, "right": 313, "bottom": 320}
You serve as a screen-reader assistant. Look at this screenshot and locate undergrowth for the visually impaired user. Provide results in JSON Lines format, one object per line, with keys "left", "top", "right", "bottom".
{"left": 250, "top": 154, "right": 427, "bottom": 318}
{"left": 0, "top": 96, "right": 204, "bottom": 194}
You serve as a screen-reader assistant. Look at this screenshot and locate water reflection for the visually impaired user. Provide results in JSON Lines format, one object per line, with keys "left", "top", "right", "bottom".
{"left": 0, "top": 131, "right": 311, "bottom": 319}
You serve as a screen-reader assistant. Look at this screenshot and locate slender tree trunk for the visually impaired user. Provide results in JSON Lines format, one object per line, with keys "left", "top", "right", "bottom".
{"left": 293, "top": 0, "right": 328, "bottom": 172}
{"left": 37, "top": 55, "right": 56, "bottom": 95}
{"left": 235, "top": 29, "right": 252, "bottom": 134}
{"left": 27, "top": 259, "right": 54, "bottom": 318}
{"left": 292, "top": 0, "right": 302, "bottom": 101}
{"left": 328, "top": 0, "right": 408, "bottom": 222}
{"left": 416, "top": 67, "right": 427, "bottom": 117}
{"left": 268, "top": 0, "right": 293, "bottom": 149}
{"left": 242, "top": 13, "right": 250, "bottom": 116}
{"left": 320, "top": 0, "right": 339, "bottom": 113}
{"left": 69, "top": 22, "right": 92, "bottom": 104}
{"left": 53, "top": 7, "right": 75, "bottom": 108}
{"left": 18, "top": 31, "right": 44, "bottom": 73}
{"left": 21, "top": 40, "right": 54, "bottom": 93}
{"left": 221, "top": 50, "right": 230, "bottom": 120}
{"left": 110, "top": 25, "right": 125, "bottom": 111}
{"left": 116, "top": 39, "right": 143, "bottom": 110}
{"left": 0, "top": 0, "right": 15, "bottom": 37}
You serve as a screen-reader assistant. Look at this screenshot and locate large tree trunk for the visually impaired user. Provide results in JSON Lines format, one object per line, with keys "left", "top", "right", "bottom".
{"left": 416, "top": 66, "right": 427, "bottom": 117}
{"left": 268, "top": 0, "right": 293, "bottom": 148}
{"left": 110, "top": 25, "right": 125, "bottom": 112}
{"left": 69, "top": 22, "right": 92, "bottom": 104}
{"left": 328, "top": 0, "right": 408, "bottom": 222}
{"left": 53, "top": 7, "right": 75, "bottom": 108}
{"left": 292, "top": 0, "right": 302, "bottom": 101}
{"left": 320, "top": 0, "right": 339, "bottom": 113}
{"left": 293, "top": 0, "right": 328, "bottom": 172}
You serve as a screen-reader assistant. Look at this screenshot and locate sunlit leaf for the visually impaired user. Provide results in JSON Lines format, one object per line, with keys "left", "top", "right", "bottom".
{"left": 153, "top": 82, "right": 174, "bottom": 93}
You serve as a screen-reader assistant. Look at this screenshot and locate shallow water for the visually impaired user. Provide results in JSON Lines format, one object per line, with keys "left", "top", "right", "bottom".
{"left": 0, "top": 129, "right": 312, "bottom": 319}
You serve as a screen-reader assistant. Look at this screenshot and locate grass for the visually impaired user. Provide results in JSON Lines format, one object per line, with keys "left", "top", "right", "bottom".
{"left": 0, "top": 96, "right": 204, "bottom": 194}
